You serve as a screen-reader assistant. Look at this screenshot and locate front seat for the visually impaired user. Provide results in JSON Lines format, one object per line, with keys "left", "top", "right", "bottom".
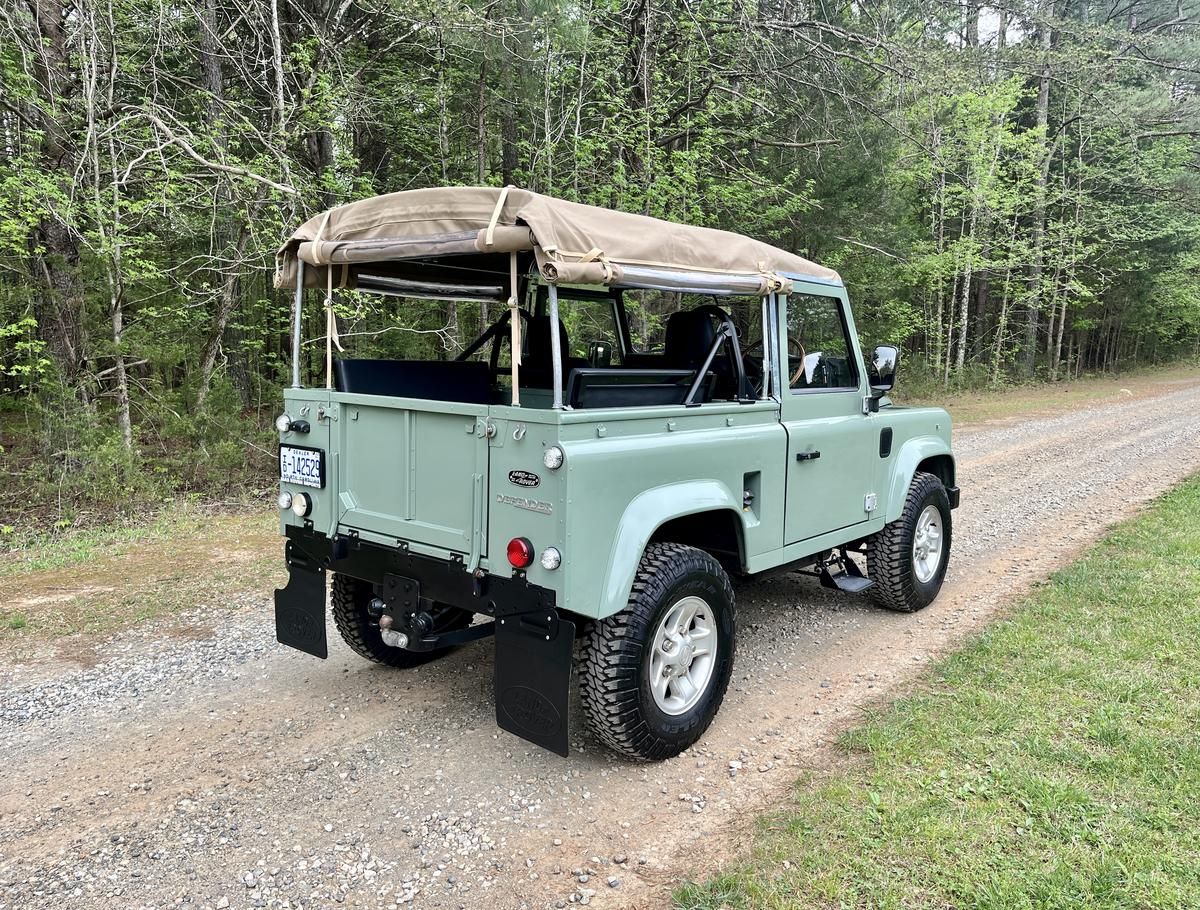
{"left": 521, "top": 315, "right": 586, "bottom": 388}
{"left": 663, "top": 309, "right": 717, "bottom": 371}
{"left": 664, "top": 308, "right": 742, "bottom": 398}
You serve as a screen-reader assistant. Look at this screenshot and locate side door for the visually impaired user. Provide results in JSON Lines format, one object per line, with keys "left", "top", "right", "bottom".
{"left": 779, "top": 287, "right": 878, "bottom": 545}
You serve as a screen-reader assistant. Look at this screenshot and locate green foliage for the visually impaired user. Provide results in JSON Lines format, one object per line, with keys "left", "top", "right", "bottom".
{"left": 0, "top": 372, "right": 276, "bottom": 531}
{"left": 2, "top": 0, "right": 1200, "bottom": 526}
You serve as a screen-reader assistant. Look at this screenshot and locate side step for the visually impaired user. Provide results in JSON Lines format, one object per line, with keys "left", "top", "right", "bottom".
{"left": 818, "top": 551, "right": 875, "bottom": 595}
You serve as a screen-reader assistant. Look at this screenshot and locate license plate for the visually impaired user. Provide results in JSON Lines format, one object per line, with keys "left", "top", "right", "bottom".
{"left": 280, "top": 446, "right": 324, "bottom": 488}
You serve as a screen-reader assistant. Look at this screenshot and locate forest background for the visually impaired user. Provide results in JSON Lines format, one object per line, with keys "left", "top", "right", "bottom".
{"left": 3, "top": 0, "right": 1200, "bottom": 529}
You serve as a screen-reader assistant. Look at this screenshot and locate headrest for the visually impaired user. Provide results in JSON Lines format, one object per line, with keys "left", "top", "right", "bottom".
{"left": 664, "top": 309, "right": 717, "bottom": 368}
{"left": 525, "top": 315, "right": 570, "bottom": 361}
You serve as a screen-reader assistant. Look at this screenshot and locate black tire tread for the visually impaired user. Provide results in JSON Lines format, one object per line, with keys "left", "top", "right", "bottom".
{"left": 330, "top": 573, "right": 471, "bottom": 668}
{"left": 579, "top": 542, "right": 735, "bottom": 761}
{"left": 866, "top": 471, "right": 949, "bottom": 613}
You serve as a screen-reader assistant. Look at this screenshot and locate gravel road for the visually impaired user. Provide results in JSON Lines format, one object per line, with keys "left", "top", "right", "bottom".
{"left": 3, "top": 378, "right": 1200, "bottom": 910}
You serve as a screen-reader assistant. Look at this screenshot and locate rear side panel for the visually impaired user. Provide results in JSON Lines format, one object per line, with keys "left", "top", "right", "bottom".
{"left": 278, "top": 389, "right": 336, "bottom": 537}
{"left": 484, "top": 412, "right": 568, "bottom": 594}
{"left": 547, "top": 402, "right": 787, "bottom": 619}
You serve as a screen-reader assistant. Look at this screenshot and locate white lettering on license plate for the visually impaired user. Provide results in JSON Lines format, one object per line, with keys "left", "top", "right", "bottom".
{"left": 280, "top": 447, "right": 323, "bottom": 488}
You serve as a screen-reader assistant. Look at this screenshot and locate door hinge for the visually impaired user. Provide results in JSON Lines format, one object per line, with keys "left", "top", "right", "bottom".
{"left": 864, "top": 492, "right": 878, "bottom": 513}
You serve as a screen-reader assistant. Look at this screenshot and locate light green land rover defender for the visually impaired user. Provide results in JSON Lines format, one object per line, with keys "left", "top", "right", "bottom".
{"left": 272, "top": 187, "right": 959, "bottom": 760}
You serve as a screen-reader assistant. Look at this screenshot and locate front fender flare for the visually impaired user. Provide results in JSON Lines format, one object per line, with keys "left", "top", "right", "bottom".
{"left": 598, "top": 480, "right": 742, "bottom": 620}
{"left": 884, "top": 436, "right": 955, "bottom": 523}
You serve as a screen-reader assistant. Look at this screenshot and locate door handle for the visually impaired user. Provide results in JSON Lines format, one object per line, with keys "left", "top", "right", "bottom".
{"left": 796, "top": 450, "right": 821, "bottom": 462}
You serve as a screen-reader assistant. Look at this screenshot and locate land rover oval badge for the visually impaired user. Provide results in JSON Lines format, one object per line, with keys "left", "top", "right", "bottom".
{"left": 508, "top": 469, "right": 540, "bottom": 488}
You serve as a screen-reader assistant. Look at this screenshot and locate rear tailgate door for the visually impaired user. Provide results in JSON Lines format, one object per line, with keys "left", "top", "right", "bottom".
{"left": 336, "top": 395, "right": 491, "bottom": 562}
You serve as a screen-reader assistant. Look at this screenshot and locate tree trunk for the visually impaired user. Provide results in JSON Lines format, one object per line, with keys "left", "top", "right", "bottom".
{"left": 196, "top": 220, "right": 256, "bottom": 410}
{"left": 499, "top": 0, "right": 527, "bottom": 186}
{"left": 955, "top": 209, "right": 979, "bottom": 377}
{"left": 28, "top": 0, "right": 88, "bottom": 390}
{"left": 193, "top": 0, "right": 241, "bottom": 411}
{"left": 477, "top": 58, "right": 488, "bottom": 183}
{"left": 623, "top": 0, "right": 653, "bottom": 189}
{"left": 1023, "top": 1, "right": 1054, "bottom": 376}
{"left": 30, "top": 222, "right": 88, "bottom": 387}
{"left": 931, "top": 141, "right": 947, "bottom": 370}
{"left": 108, "top": 280, "right": 133, "bottom": 451}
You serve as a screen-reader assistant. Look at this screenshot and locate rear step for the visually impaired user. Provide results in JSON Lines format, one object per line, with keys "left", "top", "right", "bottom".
{"left": 815, "top": 549, "right": 875, "bottom": 595}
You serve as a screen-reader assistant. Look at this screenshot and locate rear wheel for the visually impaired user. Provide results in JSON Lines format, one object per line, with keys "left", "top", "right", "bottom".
{"left": 579, "top": 543, "right": 736, "bottom": 761}
{"left": 330, "top": 573, "right": 472, "bottom": 668}
{"left": 866, "top": 471, "right": 952, "bottom": 612}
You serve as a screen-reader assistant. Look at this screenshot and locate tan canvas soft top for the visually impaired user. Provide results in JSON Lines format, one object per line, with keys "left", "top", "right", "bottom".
{"left": 274, "top": 186, "right": 840, "bottom": 292}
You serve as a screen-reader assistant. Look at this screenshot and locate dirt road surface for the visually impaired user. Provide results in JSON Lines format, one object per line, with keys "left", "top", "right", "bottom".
{"left": 3, "top": 377, "right": 1200, "bottom": 910}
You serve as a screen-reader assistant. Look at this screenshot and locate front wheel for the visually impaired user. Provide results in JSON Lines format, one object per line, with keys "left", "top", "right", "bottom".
{"left": 579, "top": 543, "right": 736, "bottom": 761}
{"left": 866, "top": 471, "right": 952, "bottom": 612}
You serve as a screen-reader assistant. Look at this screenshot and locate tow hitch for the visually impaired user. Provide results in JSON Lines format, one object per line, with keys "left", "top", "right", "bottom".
{"left": 370, "top": 598, "right": 496, "bottom": 652}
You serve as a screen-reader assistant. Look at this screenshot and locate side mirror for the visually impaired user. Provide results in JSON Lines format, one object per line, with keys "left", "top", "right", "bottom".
{"left": 588, "top": 340, "right": 613, "bottom": 367}
{"left": 869, "top": 344, "right": 899, "bottom": 393}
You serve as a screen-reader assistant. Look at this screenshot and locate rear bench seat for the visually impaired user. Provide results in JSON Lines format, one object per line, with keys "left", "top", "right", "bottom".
{"left": 333, "top": 359, "right": 492, "bottom": 404}
{"left": 333, "top": 358, "right": 715, "bottom": 409}
{"left": 565, "top": 369, "right": 714, "bottom": 409}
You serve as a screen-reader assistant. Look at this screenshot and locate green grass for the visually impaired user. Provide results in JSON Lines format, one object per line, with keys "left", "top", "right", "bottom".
{"left": 0, "top": 503, "right": 250, "bottom": 578}
{"left": 676, "top": 476, "right": 1200, "bottom": 910}
{"left": 0, "top": 508, "right": 281, "bottom": 648}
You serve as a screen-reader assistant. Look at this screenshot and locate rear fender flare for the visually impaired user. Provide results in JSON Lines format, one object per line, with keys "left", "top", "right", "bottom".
{"left": 884, "top": 437, "right": 955, "bottom": 524}
{"left": 598, "top": 480, "right": 742, "bottom": 620}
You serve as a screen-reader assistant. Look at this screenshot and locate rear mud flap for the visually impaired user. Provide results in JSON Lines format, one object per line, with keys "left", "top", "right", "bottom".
{"left": 274, "top": 561, "right": 328, "bottom": 659}
{"left": 494, "top": 610, "right": 575, "bottom": 757}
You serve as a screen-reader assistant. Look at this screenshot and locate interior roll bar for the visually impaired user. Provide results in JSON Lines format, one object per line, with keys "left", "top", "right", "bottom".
{"left": 455, "top": 307, "right": 531, "bottom": 373}
{"left": 682, "top": 305, "right": 753, "bottom": 407}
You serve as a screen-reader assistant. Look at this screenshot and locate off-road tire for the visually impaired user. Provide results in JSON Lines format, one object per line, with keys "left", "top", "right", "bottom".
{"left": 866, "top": 471, "right": 952, "bottom": 612}
{"left": 330, "top": 573, "right": 472, "bottom": 668}
{"left": 579, "top": 543, "right": 736, "bottom": 761}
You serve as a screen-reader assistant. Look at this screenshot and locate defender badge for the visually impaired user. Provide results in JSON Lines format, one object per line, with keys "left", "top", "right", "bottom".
{"left": 508, "top": 469, "right": 541, "bottom": 488}
{"left": 496, "top": 493, "right": 553, "bottom": 515}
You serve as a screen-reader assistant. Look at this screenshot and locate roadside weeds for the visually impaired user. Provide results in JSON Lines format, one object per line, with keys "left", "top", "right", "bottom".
{"left": 0, "top": 508, "right": 279, "bottom": 654}
{"left": 675, "top": 474, "right": 1200, "bottom": 909}
{"left": 901, "top": 363, "right": 1200, "bottom": 427}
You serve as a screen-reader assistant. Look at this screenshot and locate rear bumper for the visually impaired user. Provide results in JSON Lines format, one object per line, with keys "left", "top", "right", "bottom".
{"left": 274, "top": 526, "right": 575, "bottom": 756}
{"left": 281, "top": 525, "right": 556, "bottom": 616}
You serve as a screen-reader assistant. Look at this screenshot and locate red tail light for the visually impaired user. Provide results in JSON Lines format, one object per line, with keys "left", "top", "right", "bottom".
{"left": 507, "top": 537, "right": 534, "bottom": 569}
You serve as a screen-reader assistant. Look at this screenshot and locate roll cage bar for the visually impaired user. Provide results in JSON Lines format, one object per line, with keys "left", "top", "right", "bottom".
{"left": 681, "top": 306, "right": 754, "bottom": 407}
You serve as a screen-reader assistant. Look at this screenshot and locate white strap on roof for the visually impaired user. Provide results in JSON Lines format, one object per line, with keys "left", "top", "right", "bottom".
{"left": 483, "top": 185, "right": 514, "bottom": 249}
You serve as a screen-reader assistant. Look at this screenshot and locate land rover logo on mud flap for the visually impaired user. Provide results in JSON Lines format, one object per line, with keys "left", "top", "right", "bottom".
{"left": 498, "top": 685, "right": 561, "bottom": 738}
{"left": 508, "top": 469, "right": 540, "bottom": 488}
